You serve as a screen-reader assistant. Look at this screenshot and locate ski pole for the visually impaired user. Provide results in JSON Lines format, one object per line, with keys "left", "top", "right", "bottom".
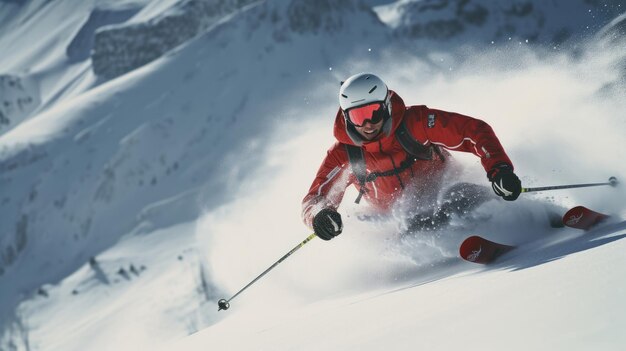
{"left": 217, "top": 233, "right": 317, "bottom": 311}
{"left": 521, "top": 176, "right": 618, "bottom": 193}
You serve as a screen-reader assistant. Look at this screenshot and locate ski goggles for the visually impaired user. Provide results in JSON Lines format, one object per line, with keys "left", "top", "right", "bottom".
{"left": 345, "top": 102, "right": 388, "bottom": 127}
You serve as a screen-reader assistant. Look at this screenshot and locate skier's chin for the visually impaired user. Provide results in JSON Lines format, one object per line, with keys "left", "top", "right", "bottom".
{"left": 360, "top": 129, "right": 381, "bottom": 140}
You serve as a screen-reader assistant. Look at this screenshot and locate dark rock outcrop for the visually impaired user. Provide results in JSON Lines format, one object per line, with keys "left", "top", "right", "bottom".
{"left": 92, "top": 0, "right": 258, "bottom": 79}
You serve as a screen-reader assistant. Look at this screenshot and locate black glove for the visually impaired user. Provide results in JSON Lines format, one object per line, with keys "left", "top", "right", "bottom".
{"left": 312, "top": 208, "right": 343, "bottom": 241}
{"left": 488, "top": 163, "right": 522, "bottom": 201}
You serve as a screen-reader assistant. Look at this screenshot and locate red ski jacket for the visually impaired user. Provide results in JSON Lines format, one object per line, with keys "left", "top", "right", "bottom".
{"left": 301, "top": 91, "right": 513, "bottom": 228}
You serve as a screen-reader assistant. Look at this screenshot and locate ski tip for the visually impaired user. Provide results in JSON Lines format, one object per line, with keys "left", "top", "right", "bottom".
{"left": 459, "top": 236, "right": 487, "bottom": 263}
{"left": 562, "top": 206, "right": 590, "bottom": 228}
{"left": 459, "top": 236, "right": 515, "bottom": 264}
{"left": 562, "top": 206, "right": 609, "bottom": 230}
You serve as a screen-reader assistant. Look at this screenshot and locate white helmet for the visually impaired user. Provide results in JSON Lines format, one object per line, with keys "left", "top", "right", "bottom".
{"left": 339, "top": 73, "right": 390, "bottom": 111}
{"left": 339, "top": 73, "right": 392, "bottom": 126}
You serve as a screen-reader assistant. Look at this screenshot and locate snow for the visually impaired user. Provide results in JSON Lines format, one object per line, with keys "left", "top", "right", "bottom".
{"left": 174, "top": 227, "right": 626, "bottom": 351}
{"left": 0, "top": 0, "right": 625, "bottom": 350}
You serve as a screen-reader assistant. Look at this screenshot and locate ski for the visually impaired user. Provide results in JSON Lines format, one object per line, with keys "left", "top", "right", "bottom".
{"left": 562, "top": 206, "right": 609, "bottom": 230}
{"left": 459, "top": 235, "right": 515, "bottom": 264}
{"left": 459, "top": 206, "right": 609, "bottom": 264}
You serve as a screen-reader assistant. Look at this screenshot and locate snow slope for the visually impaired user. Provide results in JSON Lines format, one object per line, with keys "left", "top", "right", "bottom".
{"left": 174, "top": 224, "right": 626, "bottom": 351}
{"left": 1, "top": 0, "right": 625, "bottom": 350}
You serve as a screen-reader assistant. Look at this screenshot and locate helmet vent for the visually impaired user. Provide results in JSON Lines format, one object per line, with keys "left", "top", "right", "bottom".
{"left": 368, "top": 86, "right": 377, "bottom": 94}
{"left": 341, "top": 94, "right": 348, "bottom": 98}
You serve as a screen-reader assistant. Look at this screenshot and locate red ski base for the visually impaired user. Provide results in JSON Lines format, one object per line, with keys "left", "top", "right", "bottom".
{"left": 562, "top": 206, "right": 609, "bottom": 230}
{"left": 459, "top": 236, "right": 515, "bottom": 264}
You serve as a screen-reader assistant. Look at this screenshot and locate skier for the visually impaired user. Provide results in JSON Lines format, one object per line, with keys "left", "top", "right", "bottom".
{"left": 302, "top": 73, "right": 522, "bottom": 240}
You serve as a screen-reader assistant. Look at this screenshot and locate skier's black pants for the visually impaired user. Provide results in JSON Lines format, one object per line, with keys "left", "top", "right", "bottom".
{"left": 406, "top": 182, "right": 492, "bottom": 232}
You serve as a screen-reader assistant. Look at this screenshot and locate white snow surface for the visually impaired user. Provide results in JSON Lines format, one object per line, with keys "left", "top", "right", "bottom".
{"left": 0, "top": 0, "right": 625, "bottom": 350}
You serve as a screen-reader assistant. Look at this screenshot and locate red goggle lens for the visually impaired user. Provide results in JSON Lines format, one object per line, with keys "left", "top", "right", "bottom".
{"left": 346, "top": 103, "right": 385, "bottom": 127}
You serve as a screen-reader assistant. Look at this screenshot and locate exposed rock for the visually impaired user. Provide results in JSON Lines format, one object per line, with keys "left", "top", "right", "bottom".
{"left": 264, "top": 0, "right": 385, "bottom": 43}
{"left": 286, "top": 0, "right": 361, "bottom": 34}
{"left": 92, "top": 0, "right": 258, "bottom": 79}
{"left": 67, "top": 4, "right": 142, "bottom": 62}
{"left": 0, "top": 74, "right": 40, "bottom": 134}
{"left": 387, "top": 0, "right": 625, "bottom": 45}
{"left": 15, "top": 214, "right": 27, "bottom": 252}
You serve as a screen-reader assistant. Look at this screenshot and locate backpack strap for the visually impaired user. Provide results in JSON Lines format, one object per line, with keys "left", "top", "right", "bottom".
{"left": 345, "top": 144, "right": 367, "bottom": 204}
{"left": 395, "top": 118, "right": 441, "bottom": 161}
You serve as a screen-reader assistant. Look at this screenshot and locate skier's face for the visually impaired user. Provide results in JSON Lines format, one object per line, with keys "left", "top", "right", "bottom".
{"left": 354, "top": 119, "right": 384, "bottom": 140}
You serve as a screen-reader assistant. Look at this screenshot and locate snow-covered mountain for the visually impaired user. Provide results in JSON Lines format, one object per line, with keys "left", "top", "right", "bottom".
{"left": 0, "top": 0, "right": 625, "bottom": 350}
{"left": 377, "top": 0, "right": 625, "bottom": 46}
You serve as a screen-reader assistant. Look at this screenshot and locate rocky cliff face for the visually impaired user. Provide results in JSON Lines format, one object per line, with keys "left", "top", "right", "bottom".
{"left": 384, "top": 0, "right": 625, "bottom": 46}
{"left": 0, "top": 75, "right": 39, "bottom": 135}
{"left": 284, "top": 0, "right": 373, "bottom": 34}
{"left": 67, "top": 4, "right": 142, "bottom": 63}
{"left": 92, "top": 0, "right": 259, "bottom": 79}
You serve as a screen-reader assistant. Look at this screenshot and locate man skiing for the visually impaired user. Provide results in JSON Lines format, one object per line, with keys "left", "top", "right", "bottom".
{"left": 302, "top": 73, "right": 522, "bottom": 240}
